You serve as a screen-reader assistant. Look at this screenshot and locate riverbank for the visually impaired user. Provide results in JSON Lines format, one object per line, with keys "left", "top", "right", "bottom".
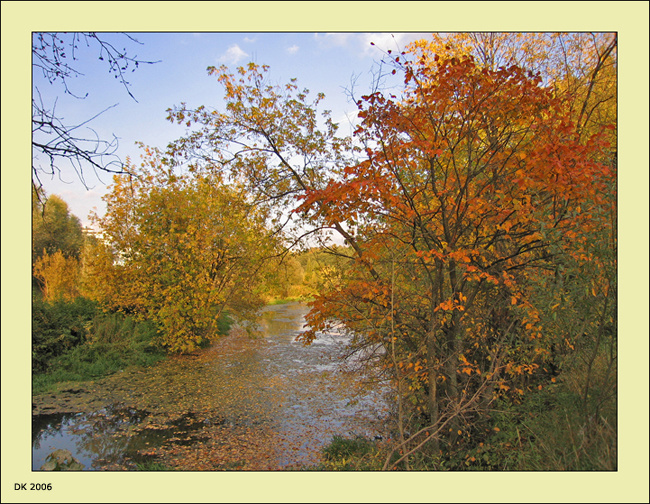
{"left": 33, "top": 303, "right": 391, "bottom": 471}
{"left": 33, "top": 332, "right": 301, "bottom": 470}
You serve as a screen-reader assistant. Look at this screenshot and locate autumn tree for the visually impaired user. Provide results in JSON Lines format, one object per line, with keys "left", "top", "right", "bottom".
{"left": 32, "top": 189, "right": 84, "bottom": 263}
{"left": 163, "top": 41, "right": 615, "bottom": 465}
{"left": 404, "top": 34, "right": 617, "bottom": 462}
{"left": 32, "top": 189, "right": 85, "bottom": 298}
{"left": 260, "top": 253, "right": 305, "bottom": 301}
{"left": 165, "top": 62, "right": 356, "bottom": 249}
{"left": 295, "top": 51, "right": 614, "bottom": 464}
{"left": 406, "top": 32, "right": 617, "bottom": 146}
{"left": 87, "top": 145, "right": 279, "bottom": 353}
{"left": 33, "top": 249, "right": 80, "bottom": 302}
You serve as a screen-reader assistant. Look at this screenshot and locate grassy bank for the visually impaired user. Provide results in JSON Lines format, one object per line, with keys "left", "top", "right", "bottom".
{"left": 32, "top": 297, "right": 166, "bottom": 394}
{"left": 32, "top": 296, "right": 233, "bottom": 394}
{"left": 313, "top": 366, "right": 616, "bottom": 472}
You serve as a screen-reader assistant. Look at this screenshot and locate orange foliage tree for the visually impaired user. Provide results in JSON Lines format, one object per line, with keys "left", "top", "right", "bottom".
{"left": 296, "top": 52, "right": 614, "bottom": 461}
{"left": 404, "top": 34, "right": 618, "bottom": 450}
{"left": 407, "top": 32, "right": 617, "bottom": 145}
{"left": 164, "top": 39, "right": 615, "bottom": 464}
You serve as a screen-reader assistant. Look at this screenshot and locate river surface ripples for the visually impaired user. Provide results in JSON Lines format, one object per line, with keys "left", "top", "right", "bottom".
{"left": 32, "top": 302, "right": 391, "bottom": 470}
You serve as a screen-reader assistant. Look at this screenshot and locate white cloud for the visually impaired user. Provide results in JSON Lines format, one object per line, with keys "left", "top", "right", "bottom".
{"left": 359, "top": 33, "right": 402, "bottom": 56}
{"left": 313, "top": 33, "right": 353, "bottom": 47}
{"left": 286, "top": 44, "right": 299, "bottom": 55}
{"left": 243, "top": 36, "right": 256, "bottom": 43}
{"left": 218, "top": 44, "right": 249, "bottom": 64}
{"left": 358, "top": 33, "right": 432, "bottom": 57}
{"left": 313, "top": 32, "right": 431, "bottom": 58}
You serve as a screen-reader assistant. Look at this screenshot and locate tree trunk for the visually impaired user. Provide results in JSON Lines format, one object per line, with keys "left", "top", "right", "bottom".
{"left": 426, "top": 331, "right": 440, "bottom": 453}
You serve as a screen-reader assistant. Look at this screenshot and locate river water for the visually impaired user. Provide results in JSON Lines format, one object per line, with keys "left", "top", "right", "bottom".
{"left": 32, "top": 302, "right": 391, "bottom": 470}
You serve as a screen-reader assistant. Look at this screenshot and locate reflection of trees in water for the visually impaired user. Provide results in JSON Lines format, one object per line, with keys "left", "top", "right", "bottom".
{"left": 32, "top": 412, "right": 75, "bottom": 447}
{"left": 74, "top": 408, "right": 142, "bottom": 466}
{"left": 257, "top": 304, "right": 310, "bottom": 336}
{"left": 33, "top": 405, "right": 149, "bottom": 468}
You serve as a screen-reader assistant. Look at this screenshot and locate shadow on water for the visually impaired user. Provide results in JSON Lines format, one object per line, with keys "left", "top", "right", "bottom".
{"left": 32, "top": 302, "right": 390, "bottom": 470}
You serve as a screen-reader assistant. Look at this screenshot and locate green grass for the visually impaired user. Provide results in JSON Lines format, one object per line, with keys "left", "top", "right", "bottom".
{"left": 32, "top": 342, "right": 166, "bottom": 394}
{"left": 316, "top": 435, "right": 383, "bottom": 471}
{"left": 32, "top": 298, "right": 238, "bottom": 394}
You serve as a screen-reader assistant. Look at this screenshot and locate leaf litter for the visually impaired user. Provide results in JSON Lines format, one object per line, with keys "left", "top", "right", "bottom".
{"left": 32, "top": 303, "right": 390, "bottom": 470}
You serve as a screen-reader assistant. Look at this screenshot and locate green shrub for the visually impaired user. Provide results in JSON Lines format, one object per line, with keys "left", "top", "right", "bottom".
{"left": 318, "top": 435, "right": 383, "bottom": 471}
{"left": 511, "top": 381, "right": 616, "bottom": 470}
{"left": 441, "top": 379, "right": 616, "bottom": 471}
{"left": 32, "top": 296, "right": 98, "bottom": 372}
{"left": 33, "top": 300, "right": 166, "bottom": 393}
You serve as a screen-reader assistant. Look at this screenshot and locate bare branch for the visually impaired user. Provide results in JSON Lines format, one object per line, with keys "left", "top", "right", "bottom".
{"left": 32, "top": 32, "right": 159, "bottom": 190}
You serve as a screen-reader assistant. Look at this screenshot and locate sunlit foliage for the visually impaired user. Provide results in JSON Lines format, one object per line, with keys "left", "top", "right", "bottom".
{"left": 33, "top": 250, "right": 81, "bottom": 302}
{"left": 296, "top": 41, "right": 616, "bottom": 464}
{"left": 88, "top": 145, "right": 280, "bottom": 353}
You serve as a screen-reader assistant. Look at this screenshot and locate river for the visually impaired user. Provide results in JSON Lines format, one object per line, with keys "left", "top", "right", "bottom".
{"left": 32, "top": 302, "right": 391, "bottom": 470}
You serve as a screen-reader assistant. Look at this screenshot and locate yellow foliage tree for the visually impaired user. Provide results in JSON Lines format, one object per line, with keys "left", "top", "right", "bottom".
{"left": 78, "top": 233, "right": 116, "bottom": 304}
{"left": 33, "top": 250, "right": 80, "bottom": 302}
{"left": 88, "top": 145, "right": 279, "bottom": 353}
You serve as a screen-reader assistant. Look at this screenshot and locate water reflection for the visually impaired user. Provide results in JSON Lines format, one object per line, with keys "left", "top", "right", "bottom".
{"left": 32, "top": 303, "right": 390, "bottom": 470}
{"left": 32, "top": 405, "right": 148, "bottom": 470}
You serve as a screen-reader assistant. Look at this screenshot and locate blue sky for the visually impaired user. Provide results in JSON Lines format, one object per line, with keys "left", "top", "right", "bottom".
{"left": 34, "top": 32, "right": 431, "bottom": 226}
